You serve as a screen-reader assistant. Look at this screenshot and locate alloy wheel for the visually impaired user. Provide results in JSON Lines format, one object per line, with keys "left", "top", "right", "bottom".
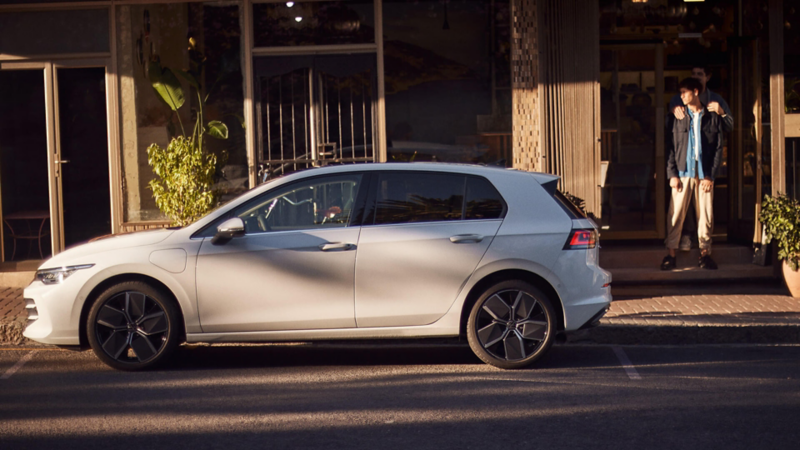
{"left": 474, "top": 289, "right": 550, "bottom": 361}
{"left": 94, "top": 291, "right": 170, "bottom": 364}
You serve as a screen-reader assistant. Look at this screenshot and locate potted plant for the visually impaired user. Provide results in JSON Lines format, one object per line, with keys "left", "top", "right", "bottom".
{"left": 759, "top": 193, "right": 800, "bottom": 297}
{"left": 146, "top": 37, "right": 230, "bottom": 227}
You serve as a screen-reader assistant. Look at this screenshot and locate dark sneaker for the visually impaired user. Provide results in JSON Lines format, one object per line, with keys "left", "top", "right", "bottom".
{"left": 660, "top": 255, "right": 677, "bottom": 271}
{"left": 699, "top": 254, "right": 718, "bottom": 270}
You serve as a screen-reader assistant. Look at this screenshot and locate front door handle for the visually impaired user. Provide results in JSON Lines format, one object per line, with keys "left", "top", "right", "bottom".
{"left": 319, "top": 242, "right": 356, "bottom": 251}
{"left": 450, "top": 234, "right": 484, "bottom": 243}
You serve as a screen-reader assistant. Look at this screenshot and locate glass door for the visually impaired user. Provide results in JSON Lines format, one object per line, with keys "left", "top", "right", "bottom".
{"left": 0, "top": 66, "right": 53, "bottom": 262}
{"left": 0, "top": 61, "right": 112, "bottom": 262}
{"left": 599, "top": 44, "right": 666, "bottom": 239}
{"left": 53, "top": 65, "right": 112, "bottom": 249}
{"left": 254, "top": 53, "right": 377, "bottom": 181}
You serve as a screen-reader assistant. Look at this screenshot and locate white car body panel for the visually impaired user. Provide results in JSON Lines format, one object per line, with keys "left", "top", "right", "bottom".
{"left": 23, "top": 163, "right": 611, "bottom": 348}
{"left": 355, "top": 220, "right": 501, "bottom": 327}
{"left": 195, "top": 227, "right": 360, "bottom": 332}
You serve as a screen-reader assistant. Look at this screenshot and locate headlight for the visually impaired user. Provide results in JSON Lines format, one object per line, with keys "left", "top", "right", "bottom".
{"left": 35, "top": 264, "right": 95, "bottom": 285}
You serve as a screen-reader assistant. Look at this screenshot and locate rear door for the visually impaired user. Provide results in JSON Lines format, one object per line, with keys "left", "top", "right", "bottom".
{"left": 354, "top": 171, "right": 506, "bottom": 327}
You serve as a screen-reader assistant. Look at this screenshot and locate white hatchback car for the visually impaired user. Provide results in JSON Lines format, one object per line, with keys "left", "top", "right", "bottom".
{"left": 24, "top": 163, "right": 611, "bottom": 370}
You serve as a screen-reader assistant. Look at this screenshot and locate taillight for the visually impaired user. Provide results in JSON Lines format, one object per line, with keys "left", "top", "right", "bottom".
{"left": 563, "top": 229, "right": 597, "bottom": 250}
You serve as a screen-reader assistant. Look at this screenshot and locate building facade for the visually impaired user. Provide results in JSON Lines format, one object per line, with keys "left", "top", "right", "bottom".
{"left": 0, "top": 0, "right": 796, "bottom": 263}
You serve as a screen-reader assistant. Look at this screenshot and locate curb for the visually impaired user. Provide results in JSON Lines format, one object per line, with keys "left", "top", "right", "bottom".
{"left": 570, "top": 324, "right": 800, "bottom": 345}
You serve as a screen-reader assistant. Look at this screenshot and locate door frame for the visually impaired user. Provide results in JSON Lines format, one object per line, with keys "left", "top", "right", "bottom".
{"left": 0, "top": 59, "right": 118, "bottom": 261}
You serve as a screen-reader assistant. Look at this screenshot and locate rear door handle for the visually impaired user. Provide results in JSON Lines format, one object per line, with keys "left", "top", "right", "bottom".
{"left": 319, "top": 242, "right": 356, "bottom": 251}
{"left": 450, "top": 234, "right": 484, "bottom": 243}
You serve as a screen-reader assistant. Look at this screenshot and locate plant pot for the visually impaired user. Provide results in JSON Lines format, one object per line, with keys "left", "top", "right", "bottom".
{"left": 782, "top": 261, "right": 800, "bottom": 297}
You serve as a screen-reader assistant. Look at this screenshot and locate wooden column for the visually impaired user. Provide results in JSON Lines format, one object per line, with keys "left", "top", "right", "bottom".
{"left": 769, "top": 0, "right": 785, "bottom": 196}
{"left": 524, "top": 0, "right": 600, "bottom": 216}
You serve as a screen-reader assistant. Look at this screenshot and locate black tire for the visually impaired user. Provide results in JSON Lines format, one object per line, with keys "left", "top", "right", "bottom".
{"left": 466, "top": 280, "right": 556, "bottom": 369}
{"left": 87, "top": 281, "right": 181, "bottom": 371}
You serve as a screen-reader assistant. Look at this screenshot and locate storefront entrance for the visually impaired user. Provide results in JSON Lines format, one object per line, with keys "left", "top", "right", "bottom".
{"left": 0, "top": 61, "right": 112, "bottom": 262}
{"left": 597, "top": 0, "right": 772, "bottom": 246}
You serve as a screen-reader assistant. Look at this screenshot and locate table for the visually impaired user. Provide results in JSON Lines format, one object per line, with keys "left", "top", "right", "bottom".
{"left": 3, "top": 210, "right": 50, "bottom": 260}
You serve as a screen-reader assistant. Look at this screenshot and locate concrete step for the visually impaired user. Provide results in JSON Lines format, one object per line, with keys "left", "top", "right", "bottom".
{"left": 609, "top": 263, "right": 774, "bottom": 283}
{"left": 0, "top": 271, "right": 34, "bottom": 289}
{"left": 600, "top": 244, "right": 754, "bottom": 269}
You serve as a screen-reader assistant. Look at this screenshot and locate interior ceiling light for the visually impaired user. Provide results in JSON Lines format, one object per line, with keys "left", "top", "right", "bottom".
{"left": 295, "top": 16, "right": 303, "bottom": 22}
{"left": 286, "top": 2, "right": 295, "bottom": 7}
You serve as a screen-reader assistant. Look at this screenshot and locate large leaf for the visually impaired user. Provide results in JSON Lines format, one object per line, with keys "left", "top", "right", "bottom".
{"left": 206, "top": 120, "right": 229, "bottom": 140}
{"left": 148, "top": 62, "right": 185, "bottom": 111}
{"left": 175, "top": 69, "right": 200, "bottom": 90}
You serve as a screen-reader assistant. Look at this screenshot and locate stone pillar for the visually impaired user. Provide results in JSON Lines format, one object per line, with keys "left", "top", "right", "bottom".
{"left": 510, "top": 0, "right": 541, "bottom": 172}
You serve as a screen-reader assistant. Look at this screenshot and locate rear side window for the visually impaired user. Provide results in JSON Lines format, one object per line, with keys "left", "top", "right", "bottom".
{"left": 375, "top": 172, "right": 465, "bottom": 224}
{"left": 465, "top": 177, "right": 505, "bottom": 219}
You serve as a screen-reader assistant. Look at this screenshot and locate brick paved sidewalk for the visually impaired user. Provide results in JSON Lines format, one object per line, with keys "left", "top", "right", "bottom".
{"left": 604, "top": 283, "right": 800, "bottom": 326}
{"left": 1, "top": 287, "right": 24, "bottom": 321}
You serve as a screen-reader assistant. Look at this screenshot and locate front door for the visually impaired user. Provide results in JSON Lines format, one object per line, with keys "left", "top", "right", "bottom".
{"left": 253, "top": 53, "right": 378, "bottom": 180}
{"left": 195, "top": 173, "right": 364, "bottom": 333}
{"left": 0, "top": 61, "right": 112, "bottom": 262}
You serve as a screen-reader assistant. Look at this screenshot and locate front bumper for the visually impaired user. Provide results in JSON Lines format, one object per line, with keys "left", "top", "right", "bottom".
{"left": 22, "top": 275, "right": 90, "bottom": 346}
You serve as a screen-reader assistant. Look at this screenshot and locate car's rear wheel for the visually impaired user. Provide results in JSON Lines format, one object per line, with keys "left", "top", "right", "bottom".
{"left": 87, "top": 281, "right": 180, "bottom": 371}
{"left": 467, "top": 280, "right": 556, "bottom": 369}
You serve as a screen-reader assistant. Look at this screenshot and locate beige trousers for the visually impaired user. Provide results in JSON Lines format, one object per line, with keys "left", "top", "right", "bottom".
{"left": 665, "top": 177, "right": 714, "bottom": 252}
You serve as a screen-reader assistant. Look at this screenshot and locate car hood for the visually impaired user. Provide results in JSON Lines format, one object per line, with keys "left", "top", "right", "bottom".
{"left": 39, "top": 229, "right": 176, "bottom": 269}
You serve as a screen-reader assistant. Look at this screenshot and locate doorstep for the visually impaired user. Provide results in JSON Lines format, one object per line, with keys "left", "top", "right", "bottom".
{"left": 0, "top": 260, "right": 38, "bottom": 289}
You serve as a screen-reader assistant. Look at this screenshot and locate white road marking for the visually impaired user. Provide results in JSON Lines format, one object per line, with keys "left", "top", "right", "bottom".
{"left": 1, "top": 351, "right": 36, "bottom": 380}
{"left": 612, "top": 346, "right": 642, "bottom": 380}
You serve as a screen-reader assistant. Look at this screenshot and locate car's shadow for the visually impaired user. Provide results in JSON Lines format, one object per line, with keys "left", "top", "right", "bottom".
{"left": 161, "top": 341, "right": 613, "bottom": 371}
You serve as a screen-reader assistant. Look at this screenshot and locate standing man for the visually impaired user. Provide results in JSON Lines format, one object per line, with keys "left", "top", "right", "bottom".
{"left": 661, "top": 78, "right": 724, "bottom": 271}
{"left": 668, "top": 65, "right": 734, "bottom": 251}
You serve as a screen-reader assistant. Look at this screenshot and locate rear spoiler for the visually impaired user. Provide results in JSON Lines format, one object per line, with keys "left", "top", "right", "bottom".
{"left": 534, "top": 175, "right": 587, "bottom": 220}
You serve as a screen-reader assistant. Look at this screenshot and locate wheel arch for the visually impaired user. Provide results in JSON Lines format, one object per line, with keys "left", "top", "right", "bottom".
{"left": 78, "top": 273, "right": 186, "bottom": 349}
{"left": 458, "top": 269, "right": 565, "bottom": 338}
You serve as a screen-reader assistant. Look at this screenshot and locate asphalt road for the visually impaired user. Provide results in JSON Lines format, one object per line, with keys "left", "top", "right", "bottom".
{"left": 1, "top": 342, "right": 799, "bottom": 450}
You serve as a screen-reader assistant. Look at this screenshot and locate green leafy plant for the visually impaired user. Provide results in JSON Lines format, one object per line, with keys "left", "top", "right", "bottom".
{"left": 759, "top": 193, "right": 800, "bottom": 271}
{"left": 146, "top": 36, "right": 230, "bottom": 226}
{"left": 147, "top": 136, "right": 220, "bottom": 227}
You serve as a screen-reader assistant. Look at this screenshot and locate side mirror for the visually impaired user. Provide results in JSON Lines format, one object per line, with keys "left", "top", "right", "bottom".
{"left": 211, "top": 217, "right": 246, "bottom": 245}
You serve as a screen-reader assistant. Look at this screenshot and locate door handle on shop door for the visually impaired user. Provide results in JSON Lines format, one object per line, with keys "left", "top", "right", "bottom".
{"left": 319, "top": 242, "right": 355, "bottom": 251}
{"left": 450, "top": 234, "right": 484, "bottom": 243}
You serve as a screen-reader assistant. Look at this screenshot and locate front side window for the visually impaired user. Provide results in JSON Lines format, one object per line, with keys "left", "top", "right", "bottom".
{"left": 374, "top": 172, "right": 465, "bottom": 225}
{"left": 234, "top": 174, "right": 362, "bottom": 234}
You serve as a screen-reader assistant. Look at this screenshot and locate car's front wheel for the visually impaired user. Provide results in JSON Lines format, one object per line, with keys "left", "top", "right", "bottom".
{"left": 467, "top": 280, "right": 556, "bottom": 369}
{"left": 87, "top": 281, "right": 180, "bottom": 371}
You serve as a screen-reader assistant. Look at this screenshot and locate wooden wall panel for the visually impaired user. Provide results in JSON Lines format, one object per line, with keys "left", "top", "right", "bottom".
{"left": 512, "top": 0, "right": 600, "bottom": 216}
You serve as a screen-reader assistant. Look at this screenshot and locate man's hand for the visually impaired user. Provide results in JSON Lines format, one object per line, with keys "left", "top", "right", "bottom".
{"left": 701, "top": 178, "right": 714, "bottom": 193}
{"left": 670, "top": 177, "right": 682, "bottom": 192}
{"left": 707, "top": 101, "right": 723, "bottom": 115}
{"left": 673, "top": 105, "right": 686, "bottom": 120}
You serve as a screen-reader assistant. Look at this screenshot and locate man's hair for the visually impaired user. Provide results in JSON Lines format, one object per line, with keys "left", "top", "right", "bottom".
{"left": 692, "top": 65, "right": 712, "bottom": 76}
{"left": 679, "top": 77, "right": 703, "bottom": 93}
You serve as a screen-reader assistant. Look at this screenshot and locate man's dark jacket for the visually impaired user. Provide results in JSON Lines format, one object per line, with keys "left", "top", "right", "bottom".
{"left": 666, "top": 107, "right": 724, "bottom": 180}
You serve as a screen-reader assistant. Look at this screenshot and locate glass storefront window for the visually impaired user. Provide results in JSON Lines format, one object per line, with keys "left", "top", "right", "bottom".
{"left": 253, "top": 1, "right": 375, "bottom": 47}
{"left": 116, "top": 2, "right": 247, "bottom": 223}
{"left": 383, "top": 0, "right": 511, "bottom": 165}
{"left": 0, "top": 9, "right": 109, "bottom": 56}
